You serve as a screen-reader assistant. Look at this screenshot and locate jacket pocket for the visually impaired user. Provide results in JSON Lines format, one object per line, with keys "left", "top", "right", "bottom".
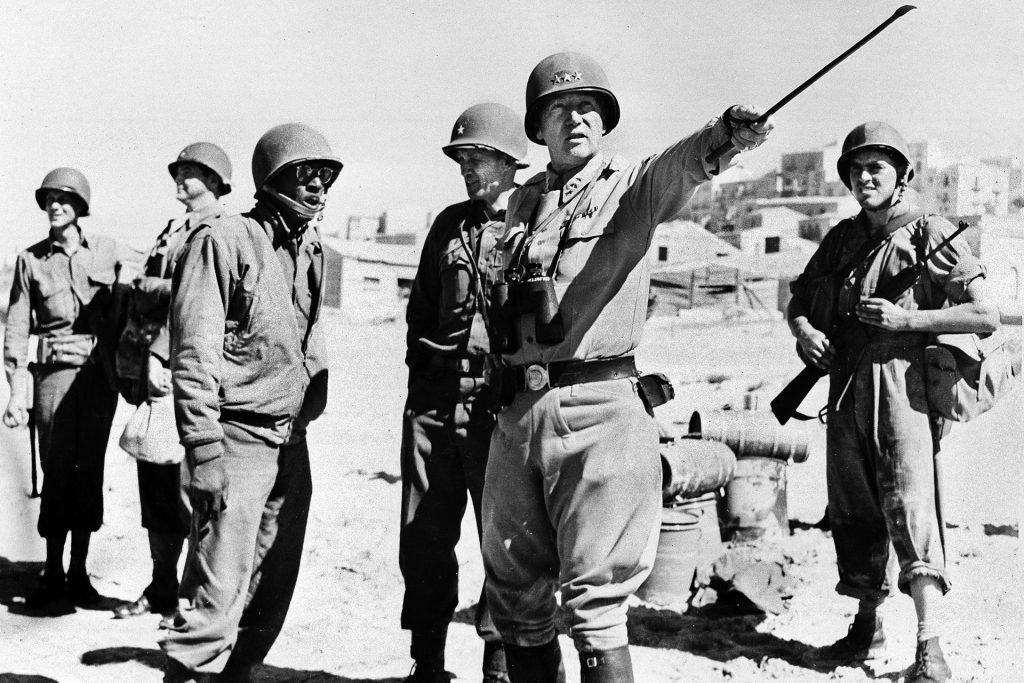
{"left": 558, "top": 219, "right": 620, "bottom": 284}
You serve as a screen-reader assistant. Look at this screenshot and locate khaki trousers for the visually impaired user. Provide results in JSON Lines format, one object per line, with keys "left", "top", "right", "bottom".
{"left": 481, "top": 377, "right": 661, "bottom": 652}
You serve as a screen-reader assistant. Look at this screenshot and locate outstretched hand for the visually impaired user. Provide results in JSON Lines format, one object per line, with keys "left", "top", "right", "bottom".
{"left": 726, "top": 105, "right": 774, "bottom": 151}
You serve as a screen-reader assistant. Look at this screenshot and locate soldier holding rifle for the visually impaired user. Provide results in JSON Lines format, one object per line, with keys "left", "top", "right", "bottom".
{"left": 788, "top": 122, "right": 999, "bottom": 682}
{"left": 480, "top": 52, "right": 772, "bottom": 682}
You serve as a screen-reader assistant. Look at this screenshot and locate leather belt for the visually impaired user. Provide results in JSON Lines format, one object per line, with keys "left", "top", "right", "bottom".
{"left": 507, "top": 356, "right": 637, "bottom": 392}
{"left": 428, "top": 355, "right": 486, "bottom": 376}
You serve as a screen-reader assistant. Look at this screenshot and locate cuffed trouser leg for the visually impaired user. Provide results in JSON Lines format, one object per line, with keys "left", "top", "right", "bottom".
{"left": 226, "top": 436, "right": 313, "bottom": 669}
{"left": 482, "top": 378, "right": 661, "bottom": 652}
{"left": 160, "top": 422, "right": 280, "bottom": 674}
{"left": 827, "top": 348, "right": 949, "bottom": 602}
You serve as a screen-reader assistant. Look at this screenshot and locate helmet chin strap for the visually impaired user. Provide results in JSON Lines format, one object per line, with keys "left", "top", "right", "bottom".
{"left": 865, "top": 168, "right": 911, "bottom": 217}
{"left": 259, "top": 187, "right": 324, "bottom": 233}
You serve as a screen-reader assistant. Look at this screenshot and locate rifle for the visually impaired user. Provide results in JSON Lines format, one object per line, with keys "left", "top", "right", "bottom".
{"left": 770, "top": 220, "right": 971, "bottom": 425}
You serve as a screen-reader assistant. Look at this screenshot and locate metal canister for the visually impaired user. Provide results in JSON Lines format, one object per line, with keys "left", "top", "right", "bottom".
{"left": 660, "top": 437, "right": 735, "bottom": 503}
{"left": 689, "top": 410, "right": 810, "bottom": 463}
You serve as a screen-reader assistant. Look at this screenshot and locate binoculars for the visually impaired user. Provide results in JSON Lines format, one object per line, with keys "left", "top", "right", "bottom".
{"left": 489, "top": 263, "right": 565, "bottom": 352}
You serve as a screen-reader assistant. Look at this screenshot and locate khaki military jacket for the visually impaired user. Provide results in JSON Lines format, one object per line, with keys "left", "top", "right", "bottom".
{"left": 499, "top": 118, "right": 736, "bottom": 366}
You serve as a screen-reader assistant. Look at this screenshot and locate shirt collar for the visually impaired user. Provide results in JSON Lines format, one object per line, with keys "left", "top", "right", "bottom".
{"left": 545, "top": 153, "right": 607, "bottom": 204}
{"left": 48, "top": 226, "right": 89, "bottom": 255}
{"left": 471, "top": 199, "right": 507, "bottom": 227}
{"left": 185, "top": 199, "right": 223, "bottom": 227}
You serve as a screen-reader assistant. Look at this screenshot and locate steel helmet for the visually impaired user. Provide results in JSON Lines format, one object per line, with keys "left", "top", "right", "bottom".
{"left": 524, "top": 51, "right": 620, "bottom": 144}
{"left": 251, "top": 123, "right": 344, "bottom": 189}
{"left": 442, "top": 102, "right": 529, "bottom": 168}
{"left": 35, "top": 167, "right": 91, "bottom": 216}
{"left": 837, "top": 121, "right": 915, "bottom": 189}
{"left": 168, "top": 142, "right": 233, "bottom": 195}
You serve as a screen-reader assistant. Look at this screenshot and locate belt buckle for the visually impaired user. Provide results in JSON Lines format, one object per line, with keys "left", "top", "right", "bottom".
{"left": 524, "top": 364, "right": 549, "bottom": 391}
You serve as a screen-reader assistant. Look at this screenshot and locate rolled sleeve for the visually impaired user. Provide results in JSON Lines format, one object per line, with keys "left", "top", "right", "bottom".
{"left": 921, "top": 218, "right": 985, "bottom": 304}
{"left": 170, "top": 232, "right": 231, "bottom": 450}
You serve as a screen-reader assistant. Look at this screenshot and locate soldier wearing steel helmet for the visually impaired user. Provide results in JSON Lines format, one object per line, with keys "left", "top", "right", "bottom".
{"left": 110, "top": 142, "right": 231, "bottom": 625}
{"left": 790, "top": 122, "right": 998, "bottom": 683}
{"left": 160, "top": 123, "right": 338, "bottom": 681}
{"left": 400, "top": 102, "right": 527, "bottom": 683}
{"left": 3, "top": 167, "right": 128, "bottom": 608}
{"left": 479, "top": 52, "right": 772, "bottom": 682}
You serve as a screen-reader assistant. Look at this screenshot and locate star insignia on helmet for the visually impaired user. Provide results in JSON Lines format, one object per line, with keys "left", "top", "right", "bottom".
{"left": 457, "top": 123, "right": 465, "bottom": 135}
{"left": 570, "top": 71, "right": 582, "bottom": 82}
{"left": 551, "top": 73, "right": 563, "bottom": 85}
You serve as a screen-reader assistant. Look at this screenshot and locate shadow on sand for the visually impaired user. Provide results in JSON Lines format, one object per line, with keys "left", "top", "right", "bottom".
{"left": 0, "top": 555, "right": 124, "bottom": 616}
{"left": 80, "top": 646, "right": 408, "bottom": 683}
{"left": 456, "top": 599, "right": 909, "bottom": 679}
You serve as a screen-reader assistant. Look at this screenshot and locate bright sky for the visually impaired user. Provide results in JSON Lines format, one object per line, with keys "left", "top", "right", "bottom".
{"left": 2, "top": 0, "right": 1022, "bottom": 252}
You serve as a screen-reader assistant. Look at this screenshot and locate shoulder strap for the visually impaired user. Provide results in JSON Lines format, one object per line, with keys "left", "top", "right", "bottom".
{"left": 838, "top": 210, "right": 925, "bottom": 280}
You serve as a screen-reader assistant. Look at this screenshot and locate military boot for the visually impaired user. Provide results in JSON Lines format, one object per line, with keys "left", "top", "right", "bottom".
{"left": 505, "top": 639, "right": 565, "bottom": 683}
{"left": 579, "top": 646, "right": 633, "bottom": 683}
{"left": 405, "top": 627, "right": 449, "bottom": 683}
{"left": 803, "top": 612, "right": 886, "bottom": 669}
{"left": 482, "top": 640, "right": 510, "bottom": 683}
{"left": 906, "top": 638, "right": 951, "bottom": 683}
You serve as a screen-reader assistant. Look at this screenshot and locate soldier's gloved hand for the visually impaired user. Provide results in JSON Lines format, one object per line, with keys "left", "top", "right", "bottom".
{"left": 188, "top": 453, "right": 228, "bottom": 520}
{"left": 2, "top": 395, "right": 29, "bottom": 429}
{"left": 725, "top": 105, "right": 774, "bottom": 151}
{"left": 146, "top": 355, "right": 173, "bottom": 399}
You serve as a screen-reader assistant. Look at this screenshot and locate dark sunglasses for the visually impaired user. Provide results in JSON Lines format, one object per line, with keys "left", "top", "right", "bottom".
{"left": 295, "top": 164, "right": 335, "bottom": 185}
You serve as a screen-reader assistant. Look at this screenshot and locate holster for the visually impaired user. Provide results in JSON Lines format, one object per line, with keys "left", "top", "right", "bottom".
{"left": 636, "top": 372, "right": 675, "bottom": 412}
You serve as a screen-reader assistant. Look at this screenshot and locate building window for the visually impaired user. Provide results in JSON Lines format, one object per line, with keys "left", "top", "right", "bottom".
{"left": 658, "top": 246, "right": 669, "bottom": 262}
{"left": 765, "top": 236, "right": 781, "bottom": 254}
{"left": 362, "top": 276, "right": 382, "bottom": 291}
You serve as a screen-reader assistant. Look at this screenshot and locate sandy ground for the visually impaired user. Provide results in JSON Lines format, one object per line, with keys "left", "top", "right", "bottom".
{"left": 0, "top": 314, "right": 1021, "bottom": 683}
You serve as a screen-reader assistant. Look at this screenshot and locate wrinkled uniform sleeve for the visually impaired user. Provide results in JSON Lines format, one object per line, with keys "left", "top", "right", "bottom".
{"left": 920, "top": 216, "right": 985, "bottom": 305}
{"left": 170, "top": 232, "right": 232, "bottom": 461}
{"left": 405, "top": 223, "right": 441, "bottom": 379}
{"left": 3, "top": 253, "right": 33, "bottom": 385}
{"left": 622, "top": 117, "right": 739, "bottom": 229}
{"left": 789, "top": 224, "right": 847, "bottom": 308}
{"left": 138, "top": 275, "right": 174, "bottom": 363}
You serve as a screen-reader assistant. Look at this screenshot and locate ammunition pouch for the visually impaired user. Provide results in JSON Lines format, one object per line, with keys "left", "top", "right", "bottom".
{"left": 37, "top": 334, "right": 96, "bottom": 367}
